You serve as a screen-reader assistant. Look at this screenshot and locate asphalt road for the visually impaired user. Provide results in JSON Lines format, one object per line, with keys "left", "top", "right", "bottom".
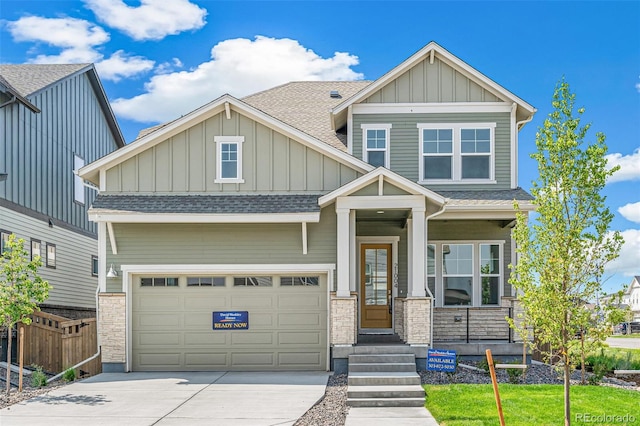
{"left": 606, "top": 336, "right": 640, "bottom": 349}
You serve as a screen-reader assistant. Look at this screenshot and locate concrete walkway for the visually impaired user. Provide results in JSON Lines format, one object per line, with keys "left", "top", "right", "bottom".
{"left": 0, "top": 371, "right": 329, "bottom": 426}
{"left": 346, "top": 407, "right": 439, "bottom": 425}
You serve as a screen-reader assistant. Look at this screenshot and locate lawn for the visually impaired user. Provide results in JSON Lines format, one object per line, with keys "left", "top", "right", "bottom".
{"left": 424, "top": 384, "right": 639, "bottom": 426}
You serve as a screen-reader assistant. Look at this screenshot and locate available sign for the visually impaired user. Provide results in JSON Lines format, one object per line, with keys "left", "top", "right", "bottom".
{"left": 213, "top": 311, "right": 249, "bottom": 330}
{"left": 427, "top": 348, "right": 457, "bottom": 372}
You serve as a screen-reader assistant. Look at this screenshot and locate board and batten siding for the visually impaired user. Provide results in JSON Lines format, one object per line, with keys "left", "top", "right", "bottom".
{"left": 0, "top": 72, "right": 119, "bottom": 234}
{"left": 352, "top": 112, "right": 512, "bottom": 191}
{"left": 104, "top": 207, "right": 337, "bottom": 293}
{"left": 362, "top": 56, "right": 502, "bottom": 104}
{"left": 428, "top": 220, "right": 513, "bottom": 297}
{"left": 105, "top": 110, "right": 359, "bottom": 194}
{"left": 0, "top": 206, "right": 98, "bottom": 309}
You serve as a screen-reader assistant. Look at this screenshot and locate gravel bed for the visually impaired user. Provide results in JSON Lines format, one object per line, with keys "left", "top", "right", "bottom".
{"left": 0, "top": 366, "right": 67, "bottom": 410}
{"left": 294, "top": 374, "right": 348, "bottom": 426}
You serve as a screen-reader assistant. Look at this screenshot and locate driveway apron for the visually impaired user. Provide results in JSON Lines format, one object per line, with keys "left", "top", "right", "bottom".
{"left": 0, "top": 371, "right": 330, "bottom": 426}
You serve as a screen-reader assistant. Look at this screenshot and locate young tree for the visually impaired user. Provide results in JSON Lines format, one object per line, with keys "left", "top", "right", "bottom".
{"left": 509, "top": 80, "right": 623, "bottom": 425}
{"left": 0, "top": 234, "right": 51, "bottom": 394}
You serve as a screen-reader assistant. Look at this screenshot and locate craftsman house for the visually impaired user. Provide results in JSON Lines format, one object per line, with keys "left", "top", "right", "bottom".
{"left": 79, "top": 42, "right": 535, "bottom": 372}
{"left": 1, "top": 64, "right": 124, "bottom": 319}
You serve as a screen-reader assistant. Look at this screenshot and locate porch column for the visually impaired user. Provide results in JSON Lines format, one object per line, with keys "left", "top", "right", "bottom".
{"left": 349, "top": 210, "right": 357, "bottom": 292}
{"left": 336, "top": 208, "right": 351, "bottom": 297}
{"left": 410, "top": 206, "right": 426, "bottom": 297}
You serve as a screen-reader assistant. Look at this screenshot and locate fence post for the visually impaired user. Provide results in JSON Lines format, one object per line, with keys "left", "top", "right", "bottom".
{"left": 486, "top": 349, "right": 506, "bottom": 426}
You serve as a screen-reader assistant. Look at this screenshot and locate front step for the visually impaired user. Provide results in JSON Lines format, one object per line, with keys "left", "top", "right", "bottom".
{"left": 348, "top": 397, "right": 425, "bottom": 407}
{"left": 347, "top": 385, "right": 425, "bottom": 399}
{"left": 348, "top": 372, "right": 421, "bottom": 386}
{"left": 349, "top": 362, "right": 416, "bottom": 373}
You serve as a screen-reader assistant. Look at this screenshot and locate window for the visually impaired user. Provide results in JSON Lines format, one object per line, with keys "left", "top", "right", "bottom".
{"left": 361, "top": 124, "right": 391, "bottom": 167}
{"left": 1, "top": 230, "right": 11, "bottom": 255}
{"left": 429, "top": 241, "right": 503, "bottom": 307}
{"left": 91, "top": 255, "right": 98, "bottom": 277}
{"left": 74, "top": 155, "right": 85, "bottom": 204}
{"left": 418, "top": 123, "right": 495, "bottom": 183}
{"left": 234, "top": 276, "right": 272, "bottom": 286}
{"left": 281, "top": 276, "right": 319, "bottom": 286}
{"left": 140, "top": 277, "right": 179, "bottom": 287}
{"left": 31, "top": 239, "right": 42, "bottom": 261}
{"left": 187, "top": 277, "right": 225, "bottom": 287}
{"left": 214, "top": 136, "right": 244, "bottom": 183}
{"left": 46, "top": 243, "right": 56, "bottom": 268}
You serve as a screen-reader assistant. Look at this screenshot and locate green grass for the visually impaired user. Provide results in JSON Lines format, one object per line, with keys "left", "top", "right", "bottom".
{"left": 424, "top": 384, "right": 639, "bottom": 426}
{"left": 586, "top": 347, "right": 640, "bottom": 372}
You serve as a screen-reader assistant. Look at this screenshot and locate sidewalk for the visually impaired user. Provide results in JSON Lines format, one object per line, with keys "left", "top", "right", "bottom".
{"left": 346, "top": 407, "right": 439, "bottom": 425}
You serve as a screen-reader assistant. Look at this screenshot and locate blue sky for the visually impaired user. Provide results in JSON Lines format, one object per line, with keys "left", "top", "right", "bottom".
{"left": 1, "top": 0, "right": 639, "bottom": 294}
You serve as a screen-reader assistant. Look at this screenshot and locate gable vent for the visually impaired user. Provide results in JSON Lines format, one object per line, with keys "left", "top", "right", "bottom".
{"left": 329, "top": 90, "right": 341, "bottom": 98}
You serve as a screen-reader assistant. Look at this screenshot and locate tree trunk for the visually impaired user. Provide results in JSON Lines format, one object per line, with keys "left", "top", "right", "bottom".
{"left": 580, "top": 333, "right": 585, "bottom": 385}
{"left": 564, "top": 356, "right": 571, "bottom": 425}
{"left": 5, "top": 326, "right": 12, "bottom": 394}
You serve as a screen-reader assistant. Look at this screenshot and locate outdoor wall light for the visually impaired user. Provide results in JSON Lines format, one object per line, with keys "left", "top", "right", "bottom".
{"left": 106, "top": 264, "right": 118, "bottom": 278}
{"left": 454, "top": 315, "right": 462, "bottom": 322}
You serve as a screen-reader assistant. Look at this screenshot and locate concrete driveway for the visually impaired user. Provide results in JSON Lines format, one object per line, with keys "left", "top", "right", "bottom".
{"left": 0, "top": 371, "right": 330, "bottom": 426}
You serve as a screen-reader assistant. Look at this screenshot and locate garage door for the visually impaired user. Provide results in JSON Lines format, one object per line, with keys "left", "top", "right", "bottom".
{"left": 131, "top": 274, "right": 327, "bottom": 371}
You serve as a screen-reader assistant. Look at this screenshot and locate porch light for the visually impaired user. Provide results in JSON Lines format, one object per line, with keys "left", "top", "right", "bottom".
{"left": 377, "top": 210, "right": 385, "bottom": 214}
{"left": 106, "top": 264, "right": 118, "bottom": 278}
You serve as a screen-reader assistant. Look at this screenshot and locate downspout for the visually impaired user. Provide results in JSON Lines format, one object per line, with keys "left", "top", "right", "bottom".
{"left": 425, "top": 201, "right": 448, "bottom": 348}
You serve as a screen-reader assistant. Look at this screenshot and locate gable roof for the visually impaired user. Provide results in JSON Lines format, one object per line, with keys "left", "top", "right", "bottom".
{"left": 330, "top": 41, "right": 536, "bottom": 131}
{"left": 0, "top": 63, "right": 125, "bottom": 148}
{"left": 243, "top": 81, "right": 371, "bottom": 151}
{"left": 79, "top": 93, "right": 373, "bottom": 186}
{"left": 0, "top": 74, "right": 40, "bottom": 113}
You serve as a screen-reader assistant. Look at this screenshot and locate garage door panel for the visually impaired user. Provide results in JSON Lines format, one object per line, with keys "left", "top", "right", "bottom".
{"left": 184, "top": 332, "right": 227, "bottom": 345}
{"left": 132, "top": 272, "right": 327, "bottom": 371}
{"left": 278, "top": 313, "right": 322, "bottom": 326}
{"left": 138, "top": 332, "right": 181, "bottom": 346}
{"left": 278, "top": 331, "right": 321, "bottom": 345}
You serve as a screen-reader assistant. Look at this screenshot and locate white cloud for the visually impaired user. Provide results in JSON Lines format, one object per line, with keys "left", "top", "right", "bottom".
{"left": 619, "top": 202, "right": 640, "bottom": 224}
{"left": 84, "top": 0, "right": 206, "bottom": 41}
{"left": 606, "top": 229, "right": 640, "bottom": 277}
{"left": 5, "top": 15, "right": 153, "bottom": 82}
{"left": 606, "top": 148, "right": 640, "bottom": 183}
{"left": 112, "top": 36, "right": 364, "bottom": 123}
{"left": 96, "top": 50, "right": 155, "bottom": 82}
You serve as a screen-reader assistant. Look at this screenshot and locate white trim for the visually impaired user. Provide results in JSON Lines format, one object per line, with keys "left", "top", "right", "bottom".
{"left": 79, "top": 94, "right": 373, "bottom": 186}
{"left": 98, "top": 222, "right": 107, "bottom": 292}
{"left": 357, "top": 236, "right": 400, "bottom": 331}
{"left": 301, "top": 222, "right": 308, "bottom": 255}
{"left": 361, "top": 123, "right": 392, "bottom": 168}
{"left": 510, "top": 103, "right": 517, "bottom": 189}
{"left": 349, "top": 210, "right": 357, "bottom": 292}
{"left": 337, "top": 195, "right": 425, "bottom": 211}
{"left": 353, "top": 102, "right": 513, "bottom": 115}
{"left": 438, "top": 208, "right": 533, "bottom": 220}
{"left": 106, "top": 222, "right": 118, "bottom": 255}
{"left": 88, "top": 211, "right": 320, "bottom": 224}
{"left": 319, "top": 167, "right": 446, "bottom": 207}
{"left": 417, "top": 123, "right": 496, "bottom": 184}
{"left": 347, "top": 105, "right": 353, "bottom": 155}
{"left": 336, "top": 209, "right": 350, "bottom": 297}
{"left": 121, "top": 263, "right": 335, "bottom": 372}
{"left": 214, "top": 136, "right": 245, "bottom": 184}
{"left": 332, "top": 42, "right": 535, "bottom": 116}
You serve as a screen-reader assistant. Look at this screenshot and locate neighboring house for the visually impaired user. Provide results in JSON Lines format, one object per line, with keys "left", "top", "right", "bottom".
{"left": 622, "top": 276, "right": 640, "bottom": 321}
{"left": 0, "top": 64, "right": 124, "bottom": 319}
{"left": 79, "top": 42, "right": 536, "bottom": 373}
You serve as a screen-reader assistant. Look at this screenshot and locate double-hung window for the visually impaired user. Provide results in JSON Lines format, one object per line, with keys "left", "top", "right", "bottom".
{"left": 418, "top": 123, "right": 495, "bottom": 183}
{"left": 32, "top": 239, "right": 42, "bottom": 261}
{"left": 1, "top": 230, "right": 11, "bottom": 255}
{"left": 361, "top": 124, "right": 391, "bottom": 168}
{"left": 429, "top": 241, "right": 504, "bottom": 307}
{"left": 214, "top": 136, "right": 244, "bottom": 183}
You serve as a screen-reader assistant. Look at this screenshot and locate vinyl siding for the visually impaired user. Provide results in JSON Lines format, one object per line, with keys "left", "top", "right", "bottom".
{"left": 362, "top": 56, "right": 502, "bottom": 104}
{"left": 0, "top": 206, "right": 98, "bottom": 309}
{"left": 0, "top": 72, "right": 119, "bottom": 234}
{"left": 352, "top": 112, "right": 512, "bottom": 190}
{"left": 104, "top": 207, "right": 337, "bottom": 292}
{"left": 105, "top": 110, "right": 360, "bottom": 194}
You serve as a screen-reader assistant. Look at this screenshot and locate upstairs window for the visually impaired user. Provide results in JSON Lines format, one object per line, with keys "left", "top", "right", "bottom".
{"left": 74, "top": 155, "right": 85, "bottom": 204}
{"left": 418, "top": 123, "right": 495, "bottom": 183}
{"left": 31, "top": 239, "right": 42, "bottom": 261}
{"left": 361, "top": 124, "right": 391, "bottom": 168}
{"left": 1, "top": 230, "right": 11, "bottom": 255}
{"left": 46, "top": 243, "right": 56, "bottom": 268}
{"left": 214, "top": 136, "right": 245, "bottom": 183}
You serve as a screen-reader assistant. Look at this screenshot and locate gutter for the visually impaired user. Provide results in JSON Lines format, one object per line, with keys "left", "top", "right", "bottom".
{"left": 425, "top": 201, "right": 448, "bottom": 348}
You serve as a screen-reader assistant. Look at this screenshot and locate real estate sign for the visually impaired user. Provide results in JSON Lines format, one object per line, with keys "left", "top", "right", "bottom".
{"left": 427, "top": 348, "right": 457, "bottom": 372}
{"left": 213, "top": 311, "right": 249, "bottom": 330}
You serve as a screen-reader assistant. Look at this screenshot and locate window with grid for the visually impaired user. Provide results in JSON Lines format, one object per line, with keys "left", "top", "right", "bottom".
{"left": 461, "top": 128, "right": 491, "bottom": 179}
{"left": 280, "top": 276, "right": 319, "bottom": 286}
{"left": 422, "top": 129, "right": 453, "bottom": 179}
{"left": 233, "top": 276, "right": 273, "bottom": 286}
{"left": 187, "top": 277, "right": 226, "bottom": 287}
{"left": 140, "top": 277, "right": 179, "bottom": 287}
{"left": 214, "top": 136, "right": 244, "bottom": 183}
{"left": 361, "top": 124, "right": 391, "bottom": 167}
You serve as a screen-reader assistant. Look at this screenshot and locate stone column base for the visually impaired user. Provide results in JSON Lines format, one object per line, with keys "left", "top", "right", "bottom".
{"left": 330, "top": 293, "right": 357, "bottom": 346}
{"left": 98, "top": 293, "right": 126, "bottom": 367}
{"left": 403, "top": 297, "right": 432, "bottom": 345}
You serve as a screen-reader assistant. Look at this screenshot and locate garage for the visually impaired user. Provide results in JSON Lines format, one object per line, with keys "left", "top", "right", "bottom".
{"left": 131, "top": 273, "right": 328, "bottom": 371}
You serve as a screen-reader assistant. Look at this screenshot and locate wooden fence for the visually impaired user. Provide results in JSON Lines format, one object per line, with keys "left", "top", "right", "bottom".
{"left": 21, "top": 311, "right": 101, "bottom": 377}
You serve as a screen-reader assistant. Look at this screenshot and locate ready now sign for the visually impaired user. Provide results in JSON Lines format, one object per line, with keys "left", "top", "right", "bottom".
{"left": 212, "top": 311, "right": 249, "bottom": 330}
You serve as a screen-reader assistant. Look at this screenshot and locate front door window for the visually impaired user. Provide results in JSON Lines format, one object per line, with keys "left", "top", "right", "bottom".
{"left": 360, "top": 244, "right": 392, "bottom": 328}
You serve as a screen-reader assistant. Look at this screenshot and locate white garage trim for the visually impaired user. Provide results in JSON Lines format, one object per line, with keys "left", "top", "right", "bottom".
{"left": 122, "top": 263, "right": 335, "bottom": 372}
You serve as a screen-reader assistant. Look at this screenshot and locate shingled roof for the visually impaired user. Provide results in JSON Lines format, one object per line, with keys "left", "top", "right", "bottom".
{"left": 436, "top": 188, "right": 534, "bottom": 206}
{"left": 0, "top": 63, "right": 90, "bottom": 96}
{"left": 91, "top": 194, "right": 322, "bottom": 214}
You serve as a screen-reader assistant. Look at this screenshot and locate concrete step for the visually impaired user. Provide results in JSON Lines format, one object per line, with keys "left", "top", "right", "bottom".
{"left": 351, "top": 345, "right": 413, "bottom": 355}
{"left": 349, "top": 362, "right": 416, "bottom": 373}
{"left": 347, "top": 385, "right": 425, "bottom": 399}
{"left": 349, "top": 354, "right": 415, "bottom": 364}
{"left": 347, "top": 397, "right": 425, "bottom": 407}
{"left": 348, "top": 372, "right": 421, "bottom": 386}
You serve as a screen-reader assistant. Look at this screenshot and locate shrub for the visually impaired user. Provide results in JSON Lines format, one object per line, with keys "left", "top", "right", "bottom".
{"left": 506, "top": 361, "right": 525, "bottom": 384}
{"left": 30, "top": 365, "right": 47, "bottom": 388}
{"left": 62, "top": 367, "right": 76, "bottom": 383}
